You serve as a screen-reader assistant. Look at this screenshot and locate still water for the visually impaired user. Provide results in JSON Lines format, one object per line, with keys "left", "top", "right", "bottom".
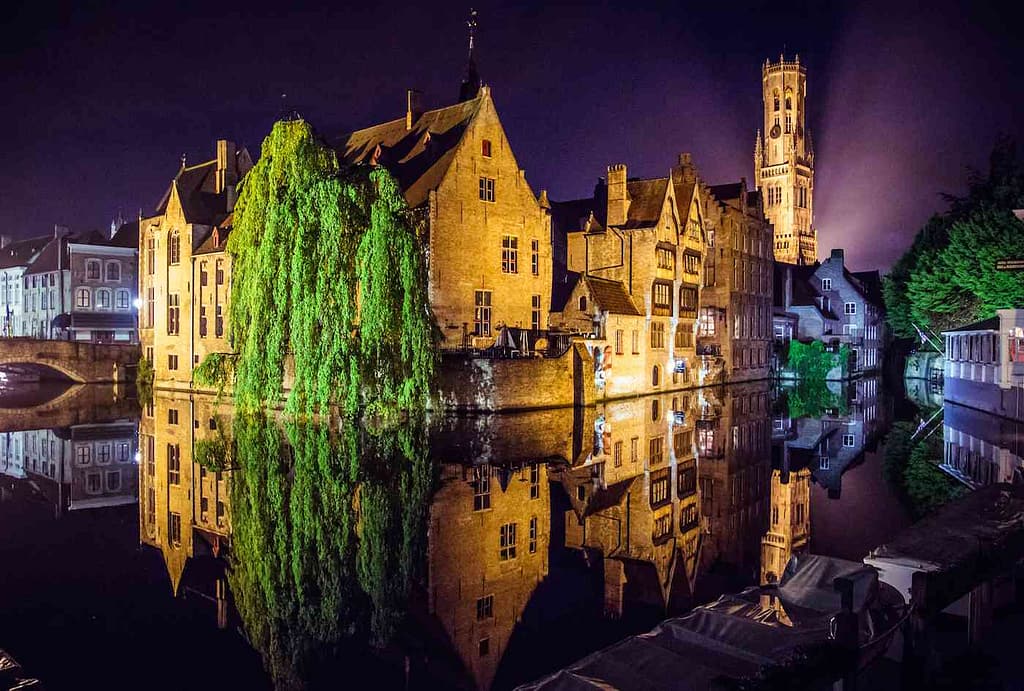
{"left": 0, "top": 377, "right": 925, "bottom": 690}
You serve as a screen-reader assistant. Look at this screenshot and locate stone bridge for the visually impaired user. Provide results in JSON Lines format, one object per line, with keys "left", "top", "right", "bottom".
{"left": 0, "top": 384, "right": 138, "bottom": 433}
{"left": 0, "top": 338, "right": 138, "bottom": 383}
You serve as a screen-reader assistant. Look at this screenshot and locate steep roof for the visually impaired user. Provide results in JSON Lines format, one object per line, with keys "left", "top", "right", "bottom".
{"left": 109, "top": 220, "right": 139, "bottom": 249}
{"left": 25, "top": 230, "right": 125, "bottom": 276}
{"left": 709, "top": 182, "right": 744, "bottom": 201}
{"left": 622, "top": 178, "right": 669, "bottom": 229}
{"left": 153, "top": 147, "right": 251, "bottom": 226}
{"left": 194, "top": 214, "right": 233, "bottom": 255}
{"left": 585, "top": 275, "right": 642, "bottom": 316}
{"left": 850, "top": 270, "right": 883, "bottom": 307}
{"left": 335, "top": 92, "right": 485, "bottom": 208}
{"left": 0, "top": 235, "right": 49, "bottom": 270}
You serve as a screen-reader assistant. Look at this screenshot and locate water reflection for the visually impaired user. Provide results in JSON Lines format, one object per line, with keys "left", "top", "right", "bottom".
{"left": 0, "top": 376, "right": 968, "bottom": 690}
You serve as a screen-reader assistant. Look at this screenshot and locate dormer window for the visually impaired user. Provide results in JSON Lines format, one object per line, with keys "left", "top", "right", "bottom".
{"left": 482, "top": 139, "right": 492, "bottom": 157}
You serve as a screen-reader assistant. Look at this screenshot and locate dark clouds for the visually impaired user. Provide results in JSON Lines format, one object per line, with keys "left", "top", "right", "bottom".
{"left": 1, "top": 0, "right": 1021, "bottom": 271}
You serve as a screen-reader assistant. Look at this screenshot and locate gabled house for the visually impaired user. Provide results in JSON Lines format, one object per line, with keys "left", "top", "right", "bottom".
{"left": 0, "top": 234, "right": 49, "bottom": 337}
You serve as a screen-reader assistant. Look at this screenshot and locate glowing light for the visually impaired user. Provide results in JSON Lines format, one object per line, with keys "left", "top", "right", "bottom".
{"left": 132, "top": 298, "right": 142, "bottom": 310}
{"left": 134, "top": 451, "right": 141, "bottom": 463}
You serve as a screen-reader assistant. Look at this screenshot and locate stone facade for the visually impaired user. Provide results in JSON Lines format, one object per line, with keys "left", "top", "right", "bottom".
{"left": 754, "top": 56, "right": 817, "bottom": 266}
{"left": 759, "top": 467, "right": 810, "bottom": 584}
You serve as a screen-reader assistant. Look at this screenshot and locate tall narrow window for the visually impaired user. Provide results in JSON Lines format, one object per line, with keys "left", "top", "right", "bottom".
{"left": 215, "top": 304, "right": 224, "bottom": 337}
{"left": 168, "top": 231, "right": 180, "bottom": 265}
{"left": 167, "top": 444, "right": 181, "bottom": 485}
{"left": 168, "top": 512, "right": 182, "bottom": 546}
{"left": 529, "top": 516, "right": 538, "bottom": 554}
{"left": 478, "top": 177, "right": 495, "bottom": 202}
{"left": 501, "top": 235, "right": 518, "bottom": 273}
{"left": 199, "top": 305, "right": 208, "bottom": 337}
{"left": 615, "top": 329, "right": 624, "bottom": 355}
{"left": 472, "top": 465, "right": 491, "bottom": 511}
{"left": 146, "top": 237, "right": 156, "bottom": 275}
{"left": 167, "top": 293, "right": 180, "bottom": 334}
{"left": 529, "top": 463, "right": 540, "bottom": 500}
{"left": 481, "top": 139, "right": 492, "bottom": 157}
{"left": 473, "top": 291, "right": 492, "bottom": 337}
{"left": 499, "top": 522, "right": 517, "bottom": 561}
{"left": 215, "top": 259, "right": 225, "bottom": 285}
{"left": 531, "top": 239, "right": 540, "bottom": 276}
{"left": 200, "top": 262, "right": 208, "bottom": 286}
{"left": 531, "top": 294, "right": 541, "bottom": 331}
{"left": 146, "top": 287, "right": 155, "bottom": 328}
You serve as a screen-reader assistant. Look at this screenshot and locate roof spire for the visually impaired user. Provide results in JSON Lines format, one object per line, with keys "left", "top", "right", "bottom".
{"left": 459, "top": 8, "right": 481, "bottom": 102}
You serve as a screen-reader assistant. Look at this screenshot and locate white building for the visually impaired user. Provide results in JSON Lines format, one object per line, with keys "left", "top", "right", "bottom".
{"left": 0, "top": 234, "right": 49, "bottom": 338}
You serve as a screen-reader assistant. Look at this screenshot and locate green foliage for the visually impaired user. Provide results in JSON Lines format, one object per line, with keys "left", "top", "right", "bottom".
{"left": 194, "top": 418, "right": 231, "bottom": 471}
{"left": 193, "top": 352, "right": 236, "bottom": 397}
{"left": 226, "top": 118, "right": 439, "bottom": 417}
{"left": 226, "top": 411, "right": 434, "bottom": 688}
{"left": 785, "top": 380, "right": 849, "bottom": 419}
{"left": 882, "top": 421, "right": 966, "bottom": 519}
{"left": 885, "top": 137, "right": 1024, "bottom": 338}
{"left": 784, "top": 340, "right": 848, "bottom": 380}
{"left": 135, "top": 356, "right": 154, "bottom": 404}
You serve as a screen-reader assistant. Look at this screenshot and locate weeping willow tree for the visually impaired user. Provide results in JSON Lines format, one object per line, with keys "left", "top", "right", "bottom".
{"left": 218, "top": 118, "right": 438, "bottom": 417}
{"left": 227, "top": 411, "right": 433, "bottom": 689}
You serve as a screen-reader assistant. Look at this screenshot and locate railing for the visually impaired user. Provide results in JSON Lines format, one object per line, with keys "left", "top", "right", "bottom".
{"left": 441, "top": 328, "right": 573, "bottom": 359}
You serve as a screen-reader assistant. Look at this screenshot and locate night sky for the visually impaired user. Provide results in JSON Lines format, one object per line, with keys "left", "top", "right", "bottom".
{"left": 3, "top": 0, "right": 1022, "bottom": 271}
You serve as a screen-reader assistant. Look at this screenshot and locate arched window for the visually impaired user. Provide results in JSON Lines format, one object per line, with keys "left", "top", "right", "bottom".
{"left": 168, "top": 231, "right": 180, "bottom": 265}
{"left": 785, "top": 89, "right": 793, "bottom": 110}
{"left": 106, "top": 261, "right": 121, "bottom": 281}
{"left": 651, "top": 399, "right": 660, "bottom": 421}
{"left": 86, "top": 260, "right": 101, "bottom": 280}
{"left": 652, "top": 365, "right": 660, "bottom": 387}
{"left": 96, "top": 288, "right": 112, "bottom": 309}
{"left": 579, "top": 295, "right": 587, "bottom": 312}
{"left": 75, "top": 288, "right": 91, "bottom": 309}
{"left": 116, "top": 289, "right": 130, "bottom": 309}
{"left": 773, "top": 90, "right": 779, "bottom": 111}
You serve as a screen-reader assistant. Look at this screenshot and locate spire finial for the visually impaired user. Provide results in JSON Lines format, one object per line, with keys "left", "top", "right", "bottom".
{"left": 458, "top": 8, "right": 482, "bottom": 102}
{"left": 467, "top": 8, "right": 478, "bottom": 56}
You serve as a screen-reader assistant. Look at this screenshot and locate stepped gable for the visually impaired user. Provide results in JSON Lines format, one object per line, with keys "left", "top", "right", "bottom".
{"left": 335, "top": 92, "right": 484, "bottom": 208}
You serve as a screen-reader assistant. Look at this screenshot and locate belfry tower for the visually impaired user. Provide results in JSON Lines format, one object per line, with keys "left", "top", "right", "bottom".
{"left": 754, "top": 55, "right": 817, "bottom": 265}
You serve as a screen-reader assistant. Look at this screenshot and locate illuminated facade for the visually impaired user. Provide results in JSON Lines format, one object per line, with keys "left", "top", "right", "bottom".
{"left": 754, "top": 55, "right": 817, "bottom": 266}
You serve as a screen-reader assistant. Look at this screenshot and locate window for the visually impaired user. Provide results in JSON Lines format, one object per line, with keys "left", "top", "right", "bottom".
{"left": 652, "top": 281, "right": 672, "bottom": 313}
{"left": 473, "top": 290, "right": 492, "bottom": 337}
{"left": 168, "top": 231, "right": 181, "bottom": 265}
{"left": 86, "top": 260, "right": 101, "bottom": 279}
{"left": 75, "top": 288, "right": 91, "bottom": 308}
{"left": 531, "top": 294, "right": 541, "bottom": 331}
{"left": 473, "top": 465, "right": 491, "bottom": 511}
{"left": 75, "top": 445, "right": 91, "bottom": 466}
{"left": 96, "top": 289, "right": 111, "bottom": 309}
{"left": 86, "top": 472, "right": 102, "bottom": 494}
{"left": 773, "top": 90, "right": 780, "bottom": 111}
{"left": 499, "top": 522, "right": 517, "bottom": 561}
{"left": 614, "top": 441, "right": 623, "bottom": 467}
{"left": 481, "top": 139, "right": 492, "bottom": 157}
{"left": 116, "top": 289, "right": 130, "bottom": 309}
{"left": 215, "top": 260, "right": 225, "bottom": 285}
{"left": 168, "top": 408, "right": 179, "bottom": 425}
{"left": 501, "top": 235, "right": 518, "bottom": 273}
{"left": 168, "top": 354, "right": 179, "bottom": 370}
{"left": 615, "top": 329, "right": 624, "bottom": 355}
{"left": 476, "top": 595, "right": 494, "bottom": 620}
{"left": 650, "top": 322, "right": 665, "bottom": 349}
{"left": 146, "top": 237, "right": 155, "bottom": 275}
{"left": 656, "top": 247, "right": 675, "bottom": 271}
{"left": 167, "top": 293, "right": 180, "bottom": 334}
{"left": 654, "top": 514, "right": 672, "bottom": 541}
{"left": 169, "top": 512, "right": 182, "bottom": 546}
{"left": 478, "top": 177, "right": 495, "bottom": 202}
{"left": 529, "top": 516, "right": 538, "bottom": 554}
{"left": 199, "top": 305, "right": 208, "bottom": 336}
{"left": 675, "top": 325, "right": 693, "bottom": 349}
{"left": 820, "top": 456, "right": 831, "bottom": 470}
{"left": 683, "top": 252, "right": 700, "bottom": 274}
{"left": 531, "top": 239, "right": 540, "bottom": 276}
{"left": 680, "top": 503, "right": 699, "bottom": 530}
{"left": 631, "top": 437, "right": 639, "bottom": 464}
{"left": 215, "top": 305, "right": 224, "bottom": 337}
{"left": 167, "top": 444, "right": 181, "bottom": 485}
{"left": 118, "top": 442, "right": 130, "bottom": 462}
{"left": 200, "top": 262, "right": 208, "bottom": 286}
{"left": 785, "top": 115, "right": 792, "bottom": 133}
{"left": 652, "top": 365, "right": 660, "bottom": 387}
{"left": 842, "top": 434, "right": 855, "bottom": 448}
{"left": 651, "top": 399, "right": 660, "bottom": 421}
{"left": 479, "top": 638, "right": 490, "bottom": 657}
{"left": 106, "top": 261, "right": 120, "bottom": 281}
{"left": 679, "top": 286, "right": 698, "bottom": 316}
{"left": 698, "top": 307, "right": 716, "bottom": 336}
{"left": 844, "top": 302, "right": 857, "bottom": 315}
{"left": 106, "top": 471, "right": 121, "bottom": 492}
{"left": 97, "top": 444, "right": 111, "bottom": 464}
{"left": 821, "top": 278, "right": 832, "bottom": 292}
{"left": 650, "top": 469, "right": 669, "bottom": 507}
{"left": 146, "top": 288, "right": 154, "bottom": 327}
{"left": 529, "top": 463, "right": 540, "bottom": 500}
{"left": 649, "top": 436, "right": 664, "bottom": 465}
{"left": 674, "top": 430, "right": 693, "bottom": 458}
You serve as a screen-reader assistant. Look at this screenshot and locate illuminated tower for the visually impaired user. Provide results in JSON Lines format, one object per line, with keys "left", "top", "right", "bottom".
{"left": 754, "top": 55, "right": 817, "bottom": 265}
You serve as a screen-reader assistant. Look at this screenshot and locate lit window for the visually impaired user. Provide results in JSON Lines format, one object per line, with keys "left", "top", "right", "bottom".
{"left": 842, "top": 434, "right": 855, "bottom": 447}
{"left": 821, "top": 278, "right": 832, "bottom": 292}
{"left": 476, "top": 595, "right": 494, "bottom": 620}
{"left": 531, "top": 239, "right": 539, "bottom": 276}
{"left": 531, "top": 294, "right": 541, "bottom": 331}
{"left": 75, "top": 288, "right": 91, "bottom": 309}
{"left": 473, "top": 465, "right": 491, "bottom": 511}
{"left": 652, "top": 281, "right": 672, "bottom": 313}
{"left": 698, "top": 307, "right": 716, "bottom": 336}
{"left": 529, "top": 516, "right": 538, "bottom": 554}
{"left": 651, "top": 322, "right": 665, "bottom": 349}
{"left": 168, "top": 512, "right": 182, "bottom": 546}
{"left": 167, "top": 444, "right": 181, "bottom": 485}
{"left": 168, "top": 231, "right": 181, "bottom": 265}
{"left": 473, "top": 290, "right": 492, "bottom": 337}
{"left": 167, "top": 294, "right": 180, "bottom": 334}
{"left": 529, "top": 463, "right": 540, "bottom": 500}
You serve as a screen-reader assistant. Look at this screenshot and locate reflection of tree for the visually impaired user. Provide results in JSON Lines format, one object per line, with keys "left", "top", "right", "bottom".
{"left": 227, "top": 413, "right": 433, "bottom": 689}
{"left": 784, "top": 381, "right": 849, "bottom": 419}
{"left": 882, "top": 421, "right": 965, "bottom": 519}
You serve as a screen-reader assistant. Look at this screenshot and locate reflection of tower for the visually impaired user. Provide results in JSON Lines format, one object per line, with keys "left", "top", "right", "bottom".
{"left": 754, "top": 55, "right": 816, "bottom": 266}
{"left": 760, "top": 467, "right": 810, "bottom": 584}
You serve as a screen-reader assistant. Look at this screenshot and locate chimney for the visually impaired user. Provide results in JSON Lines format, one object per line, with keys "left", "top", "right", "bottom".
{"left": 606, "top": 164, "right": 628, "bottom": 227}
{"left": 216, "top": 140, "right": 238, "bottom": 194}
{"left": 0, "top": 235, "right": 9, "bottom": 249}
{"left": 830, "top": 248, "right": 845, "bottom": 265}
{"left": 54, "top": 224, "right": 69, "bottom": 239}
{"left": 406, "top": 89, "right": 424, "bottom": 130}
{"left": 676, "top": 152, "right": 696, "bottom": 183}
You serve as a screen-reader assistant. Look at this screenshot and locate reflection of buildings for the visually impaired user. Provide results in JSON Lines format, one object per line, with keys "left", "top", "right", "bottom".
{"left": 773, "top": 377, "right": 885, "bottom": 499}
{"left": 428, "top": 460, "right": 551, "bottom": 691}
{"left": 140, "top": 392, "right": 231, "bottom": 619}
{"left": 942, "top": 401, "right": 1024, "bottom": 488}
{"left": 696, "top": 384, "right": 771, "bottom": 586}
{"left": 942, "top": 309, "right": 1024, "bottom": 423}
{"left": 0, "top": 422, "right": 138, "bottom": 514}
{"left": 760, "top": 467, "right": 810, "bottom": 584}
{"left": 555, "top": 394, "right": 703, "bottom": 617}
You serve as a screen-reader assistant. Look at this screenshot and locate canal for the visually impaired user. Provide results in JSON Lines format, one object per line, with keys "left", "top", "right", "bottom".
{"left": 0, "top": 375, "right": 978, "bottom": 690}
